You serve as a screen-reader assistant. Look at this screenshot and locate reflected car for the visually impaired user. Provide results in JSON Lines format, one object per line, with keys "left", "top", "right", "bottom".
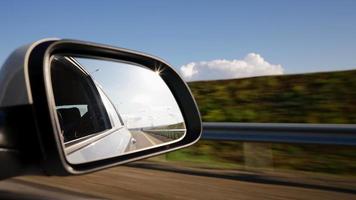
{"left": 51, "top": 56, "right": 137, "bottom": 164}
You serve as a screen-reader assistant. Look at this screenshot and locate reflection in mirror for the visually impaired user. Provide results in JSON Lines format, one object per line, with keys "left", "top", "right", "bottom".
{"left": 50, "top": 55, "right": 186, "bottom": 164}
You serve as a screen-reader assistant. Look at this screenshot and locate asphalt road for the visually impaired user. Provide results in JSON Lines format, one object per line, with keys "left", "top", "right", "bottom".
{"left": 126, "top": 131, "right": 166, "bottom": 152}
{"left": 2, "top": 161, "right": 356, "bottom": 200}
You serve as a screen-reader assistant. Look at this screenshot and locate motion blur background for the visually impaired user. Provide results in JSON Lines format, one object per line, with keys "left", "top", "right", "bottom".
{"left": 1, "top": 1, "right": 356, "bottom": 199}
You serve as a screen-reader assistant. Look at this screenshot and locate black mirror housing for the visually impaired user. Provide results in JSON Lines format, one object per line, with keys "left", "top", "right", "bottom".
{"left": 0, "top": 39, "right": 201, "bottom": 178}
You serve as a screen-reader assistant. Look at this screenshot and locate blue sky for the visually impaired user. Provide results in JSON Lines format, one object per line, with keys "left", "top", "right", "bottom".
{"left": 77, "top": 57, "right": 184, "bottom": 128}
{"left": 1, "top": 0, "right": 356, "bottom": 79}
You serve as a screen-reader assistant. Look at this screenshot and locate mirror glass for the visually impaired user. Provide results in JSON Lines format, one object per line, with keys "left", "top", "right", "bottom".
{"left": 50, "top": 55, "right": 186, "bottom": 164}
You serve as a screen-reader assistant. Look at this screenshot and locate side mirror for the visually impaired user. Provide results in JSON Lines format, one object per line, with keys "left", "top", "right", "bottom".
{"left": 0, "top": 39, "right": 201, "bottom": 177}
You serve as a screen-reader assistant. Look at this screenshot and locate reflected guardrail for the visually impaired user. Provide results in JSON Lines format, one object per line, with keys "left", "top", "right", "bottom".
{"left": 142, "top": 128, "right": 185, "bottom": 140}
{"left": 202, "top": 122, "right": 356, "bottom": 146}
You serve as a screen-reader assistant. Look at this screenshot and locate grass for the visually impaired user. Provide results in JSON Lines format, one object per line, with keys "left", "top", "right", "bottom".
{"left": 161, "top": 140, "right": 356, "bottom": 175}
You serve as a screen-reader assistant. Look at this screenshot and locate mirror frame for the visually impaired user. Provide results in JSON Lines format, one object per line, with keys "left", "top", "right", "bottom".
{"left": 27, "top": 39, "right": 202, "bottom": 175}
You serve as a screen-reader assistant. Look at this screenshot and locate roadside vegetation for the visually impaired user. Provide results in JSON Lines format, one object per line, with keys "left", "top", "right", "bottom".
{"left": 162, "top": 70, "right": 356, "bottom": 175}
{"left": 190, "top": 69, "right": 356, "bottom": 124}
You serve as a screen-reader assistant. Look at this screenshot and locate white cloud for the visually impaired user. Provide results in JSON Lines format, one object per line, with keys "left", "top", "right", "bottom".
{"left": 180, "top": 53, "right": 284, "bottom": 81}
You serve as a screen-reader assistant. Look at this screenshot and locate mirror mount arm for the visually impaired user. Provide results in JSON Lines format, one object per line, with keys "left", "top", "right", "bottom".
{"left": 0, "top": 105, "right": 45, "bottom": 179}
{"left": 0, "top": 39, "right": 60, "bottom": 179}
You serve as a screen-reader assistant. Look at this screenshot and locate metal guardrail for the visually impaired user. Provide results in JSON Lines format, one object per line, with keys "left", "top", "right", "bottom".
{"left": 201, "top": 122, "right": 356, "bottom": 146}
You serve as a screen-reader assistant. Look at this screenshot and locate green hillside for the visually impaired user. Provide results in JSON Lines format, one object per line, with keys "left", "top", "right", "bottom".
{"left": 164, "top": 70, "right": 356, "bottom": 175}
{"left": 188, "top": 70, "right": 356, "bottom": 124}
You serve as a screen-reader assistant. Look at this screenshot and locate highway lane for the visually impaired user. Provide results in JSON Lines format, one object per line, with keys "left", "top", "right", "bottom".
{"left": 126, "top": 131, "right": 166, "bottom": 152}
{"left": 0, "top": 179, "right": 100, "bottom": 200}
{"left": 6, "top": 161, "right": 356, "bottom": 200}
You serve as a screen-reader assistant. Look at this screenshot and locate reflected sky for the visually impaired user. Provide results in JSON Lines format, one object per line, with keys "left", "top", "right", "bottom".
{"left": 76, "top": 58, "right": 184, "bottom": 129}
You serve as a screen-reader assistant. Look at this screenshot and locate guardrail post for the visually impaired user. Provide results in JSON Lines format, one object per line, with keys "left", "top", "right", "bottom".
{"left": 243, "top": 142, "right": 273, "bottom": 169}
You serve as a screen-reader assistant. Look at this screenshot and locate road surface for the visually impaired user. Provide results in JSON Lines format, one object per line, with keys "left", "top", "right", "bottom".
{"left": 126, "top": 131, "right": 167, "bottom": 152}
{"left": 1, "top": 161, "right": 355, "bottom": 200}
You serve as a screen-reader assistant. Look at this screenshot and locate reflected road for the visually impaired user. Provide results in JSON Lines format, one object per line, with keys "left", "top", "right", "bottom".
{"left": 126, "top": 131, "right": 166, "bottom": 152}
